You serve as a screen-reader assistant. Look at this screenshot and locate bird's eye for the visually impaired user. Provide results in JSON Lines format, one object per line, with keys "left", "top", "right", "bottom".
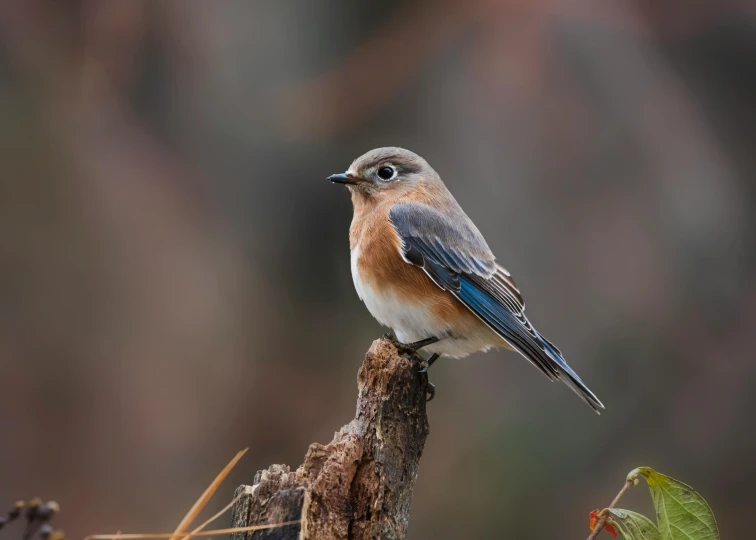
{"left": 377, "top": 166, "right": 395, "bottom": 180}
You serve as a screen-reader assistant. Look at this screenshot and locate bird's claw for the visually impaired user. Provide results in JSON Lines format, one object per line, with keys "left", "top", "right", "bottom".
{"left": 383, "top": 335, "right": 440, "bottom": 362}
{"left": 383, "top": 334, "right": 422, "bottom": 359}
{"left": 420, "top": 369, "right": 435, "bottom": 401}
{"left": 382, "top": 332, "right": 405, "bottom": 352}
{"left": 425, "top": 380, "right": 435, "bottom": 402}
{"left": 382, "top": 333, "right": 436, "bottom": 401}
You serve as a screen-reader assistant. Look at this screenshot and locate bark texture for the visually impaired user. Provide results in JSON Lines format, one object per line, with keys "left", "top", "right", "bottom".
{"left": 230, "top": 338, "right": 430, "bottom": 540}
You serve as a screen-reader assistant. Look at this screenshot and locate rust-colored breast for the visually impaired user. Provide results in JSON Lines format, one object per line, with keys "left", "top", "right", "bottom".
{"left": 350, "top": 203, "right": 476, "bottom": 325}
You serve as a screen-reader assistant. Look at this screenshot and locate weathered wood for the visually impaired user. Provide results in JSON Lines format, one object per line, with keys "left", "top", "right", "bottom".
{"left": 231, "top": 338, "right": 431, "bottom": 540}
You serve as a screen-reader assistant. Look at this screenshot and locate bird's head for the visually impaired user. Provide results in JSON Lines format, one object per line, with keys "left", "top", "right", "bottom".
{"left": 328, "top": 147, "right": 440, "bottom": 203}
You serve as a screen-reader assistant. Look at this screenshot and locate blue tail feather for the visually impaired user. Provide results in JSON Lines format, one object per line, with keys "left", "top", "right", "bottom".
{"left": 456, "top": 276, "right": 604, "bottom": 413}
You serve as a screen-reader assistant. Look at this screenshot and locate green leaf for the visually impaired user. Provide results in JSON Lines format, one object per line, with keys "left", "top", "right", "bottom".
{"left": 606, "top": 508, "right": 662, "bottom": 540}
{"left": 632, "top": 467, "right": 720, "bottom": 540}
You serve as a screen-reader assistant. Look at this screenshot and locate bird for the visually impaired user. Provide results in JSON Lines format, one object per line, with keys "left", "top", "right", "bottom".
{"left": 328, "top": 147, "right": 604, "bottom": 413}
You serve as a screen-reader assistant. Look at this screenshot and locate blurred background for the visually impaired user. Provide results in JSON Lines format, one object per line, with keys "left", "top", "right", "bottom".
{"left": 1, "top": 0, "right": 755, "bottom": 538}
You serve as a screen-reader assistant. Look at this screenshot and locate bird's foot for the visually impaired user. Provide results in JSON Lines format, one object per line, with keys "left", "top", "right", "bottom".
{"left": 382, "top": 333, "right": 419, "bottom": 359}
{"left": 424, "top": 378, "right": 436, "bottom": 402}
{"left": 382, "top": 334, "right": 439, "bottom": 401}
{"left": 384, "top": 337, "right": 418, "bottom": 363}
{"left": 382, "top": 333, "right": 438, "bottom": 358}
{"left": 417, "top": 353, "right": 439, "bottom": 374}
{"left": 419, "top": 354, "right": 440, "bottom": 401}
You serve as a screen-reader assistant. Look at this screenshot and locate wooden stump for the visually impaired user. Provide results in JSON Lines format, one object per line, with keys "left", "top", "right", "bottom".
{"left": 230, "top": 338, "right": 431, "bottom": 540}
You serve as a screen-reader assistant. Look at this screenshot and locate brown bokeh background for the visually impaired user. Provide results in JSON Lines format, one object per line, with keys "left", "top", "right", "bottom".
{"left": 1, "top": 1, "right": 755, "bottom": 538}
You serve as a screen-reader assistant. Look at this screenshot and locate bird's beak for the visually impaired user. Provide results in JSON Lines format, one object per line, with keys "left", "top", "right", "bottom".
{"left": 328, "top": 172, "right": 362, "bottom": 185}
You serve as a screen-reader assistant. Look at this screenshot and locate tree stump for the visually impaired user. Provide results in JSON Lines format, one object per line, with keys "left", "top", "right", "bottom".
{"left": 230, "top": 338, "right": 431, "bottom": 540}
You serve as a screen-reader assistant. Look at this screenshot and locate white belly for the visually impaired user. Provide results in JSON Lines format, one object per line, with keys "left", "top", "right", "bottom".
{"left": 351, "top": 244, "right": 496, "bottom": 358}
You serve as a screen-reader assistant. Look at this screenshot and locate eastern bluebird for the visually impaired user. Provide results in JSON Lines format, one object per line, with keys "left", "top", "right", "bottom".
{"left": 329, "top": 147, "right": 604, "bottom": 413}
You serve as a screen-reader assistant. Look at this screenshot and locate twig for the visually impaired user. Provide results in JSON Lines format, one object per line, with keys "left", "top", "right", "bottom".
{"left": 586, "top": 471, "right": 639, "bottom": 540}
{"left": 85, "top": 522, "right": 302, "bottom": 540}
{"left": 87, "top": 448, "right": 273, "bottom": 540}
{"left": 169, "top": 449, "right": 248, "bottom": 540}
{"left": 179, "top": 493, "right": 244, "bottom": 540}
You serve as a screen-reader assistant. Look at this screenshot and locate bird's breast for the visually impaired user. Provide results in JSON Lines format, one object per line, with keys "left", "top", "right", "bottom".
{"left": 351, "top": 239, "right": 441, "bottom": 339}
{"left": 349, "top": 208, "right": 479, "bottom": 343}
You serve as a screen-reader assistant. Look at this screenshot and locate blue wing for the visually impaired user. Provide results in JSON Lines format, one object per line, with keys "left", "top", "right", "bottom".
{"left": 390, "top": 202, "right": 604, "bottom": 413}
